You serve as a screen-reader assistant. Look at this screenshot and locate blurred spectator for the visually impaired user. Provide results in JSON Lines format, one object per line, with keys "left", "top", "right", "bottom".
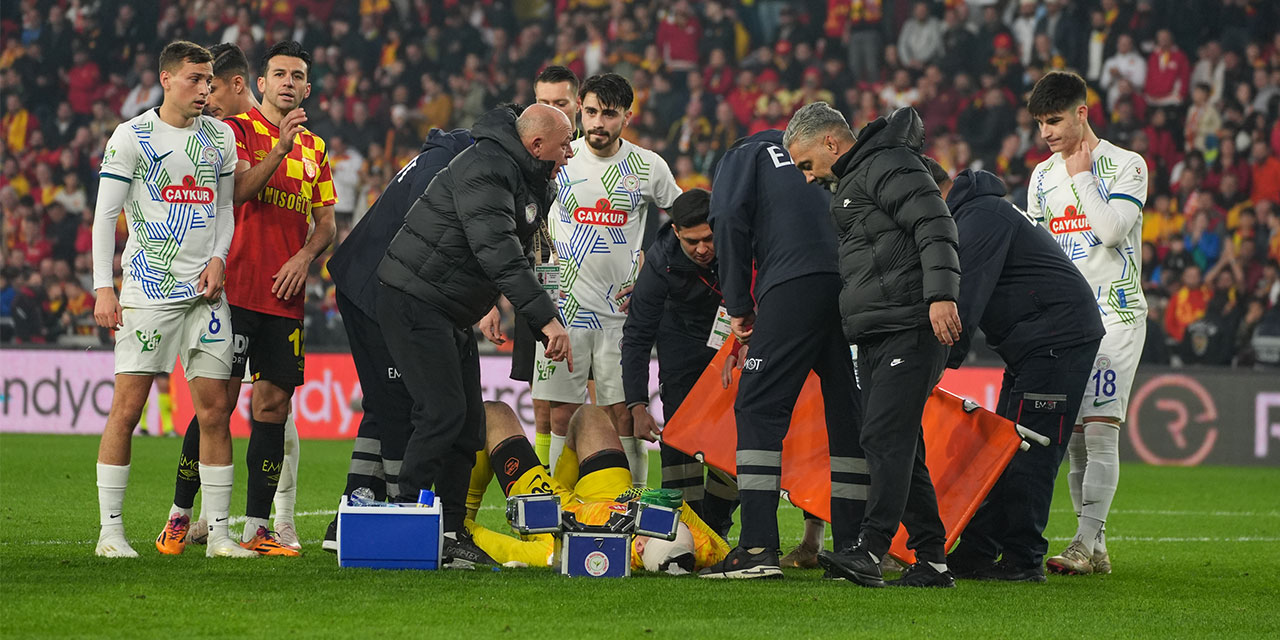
{"left": 1166, "top": 263, "right": 1211, "bottom": 343}
{"left": 897, "top": 1, "right": 942, "bottom": 70}
{"left": 674, "top": 154, "right": 710, "bottom": 191}
{"left": 1146, "top": 29, "right": 1191, "bottom": 108}
{"left": 119, "top": 70, "right": 162, "bottom": 119}
{"left": 1250, "top": 140, "right": 1280, "bottom": 205}
{"left": 328, "top": 135, "right": 364, "bottom": 224}
{"left": 1183, "top": 83, "right": 1221, "bottom": 154}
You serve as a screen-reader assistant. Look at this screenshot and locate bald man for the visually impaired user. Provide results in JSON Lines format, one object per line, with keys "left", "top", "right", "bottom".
{"left": 376, "top": 103, "right": 574, "bottom": 563}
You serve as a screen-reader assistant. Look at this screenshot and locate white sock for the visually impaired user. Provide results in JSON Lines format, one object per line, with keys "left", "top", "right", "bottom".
{"left": 549, "top": 434, "right": 567, "bottom": 475}
{"left": 620, "top": 436, "right": 643, "bottom": 487}
{"left": 631, "top": 438, "right": 650, "bottom": 488}
{"left": 273, "top": 416, "right": 300, "bottom": 524}
{"left": 1095, "top": 525, "right": 1108, "bottom": 553}
{"left": 97, "top": 463, "right": 129, "bottom": 534}
{"left": 1067, "top": 429, "right": 1087, "bottom": 519}
{"left": 200, "top": 464, "right": 235, "bottom": 542}
{"left": 1075, "top": 423, "right": 1120, "bottom": 553}
{"left": 242, "top": 517, "right": 270, "bottom": 542}
{"left": 170, "top": 504, "right": 193, "bottom": 520}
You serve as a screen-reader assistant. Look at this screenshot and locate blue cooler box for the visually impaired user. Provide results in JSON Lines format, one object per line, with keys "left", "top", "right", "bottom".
{"left": 337, "top": 497, "right": 442, "bottom": 570}
{"left": 560, "top": 532, "right": 630, "bottom": 578}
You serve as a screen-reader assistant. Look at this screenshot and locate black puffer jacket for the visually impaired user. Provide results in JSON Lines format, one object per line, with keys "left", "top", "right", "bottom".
{"left": 377, "top": 107, "right": 559, "bottom": 332}
{"left": 830, "top": 107, "right": 960, "bottom": 342}
{"left": 330, "top": 128, "right": 473, "bottom": 318}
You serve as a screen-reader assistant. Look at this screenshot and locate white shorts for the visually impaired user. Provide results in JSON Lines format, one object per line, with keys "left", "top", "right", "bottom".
{"left": 531, "top": 326, "right": 626, "bottom": 406}
{"left": 114, "top": 295, "right": 234, "bottom": 381}
{"left": 1076, "top": 320, "right": 1145, "bottom": 424}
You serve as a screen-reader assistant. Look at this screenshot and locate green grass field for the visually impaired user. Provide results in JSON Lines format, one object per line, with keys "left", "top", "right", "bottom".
{"left": 2, "top": 433, "right": 1278, "bottom": 639}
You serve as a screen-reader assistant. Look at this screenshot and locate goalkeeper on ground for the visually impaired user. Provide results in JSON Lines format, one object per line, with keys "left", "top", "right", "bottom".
{"left": 464, "top": 402, "right": 729, "bottom": 572}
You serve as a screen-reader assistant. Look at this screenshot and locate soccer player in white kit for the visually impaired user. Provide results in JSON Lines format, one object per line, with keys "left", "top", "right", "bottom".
{"left": 1025, "top": 71, "right": 1147, "bottom": 576}
{"left": 92, "top": 41, "right": 255, "bottom": 559}
{"left": 533, "top": 73, "right": 682, "bottom": 486}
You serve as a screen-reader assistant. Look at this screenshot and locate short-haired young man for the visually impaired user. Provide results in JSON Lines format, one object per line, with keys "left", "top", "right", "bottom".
{"left": 534, "top": 73, "right": 682, "bottom": 487}
{"left": 92, "top": 40, "right": 254, "bottom": 558}
{"left": 1026, "top": 70, "right": 1148, "bottom": 576}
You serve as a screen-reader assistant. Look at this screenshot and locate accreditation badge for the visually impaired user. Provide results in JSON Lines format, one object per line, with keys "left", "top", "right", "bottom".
{"left": 707, "top": 305, "right": 732, "bottom": 350}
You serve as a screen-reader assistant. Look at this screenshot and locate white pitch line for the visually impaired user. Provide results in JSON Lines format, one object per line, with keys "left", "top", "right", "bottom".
{"left": 1051, "top": 509, "right": 1280, "bottom": 518}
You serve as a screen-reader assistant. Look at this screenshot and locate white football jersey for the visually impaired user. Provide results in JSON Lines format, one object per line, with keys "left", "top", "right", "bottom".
{"left": 550, "top": 137, "right": 681, "bottom": 329}
{"left": 99, "top": 109, "right": 237, "bottom": 307}
{"left": 1028, "top": 139, "right": 1148, "bottom": 328}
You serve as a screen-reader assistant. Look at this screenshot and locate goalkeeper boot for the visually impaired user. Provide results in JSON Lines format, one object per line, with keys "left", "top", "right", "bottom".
{"left": 698, "top": 546, "right": 783, "bottom": 579}
{"left": 817, "top": 544, "right": 884, "bottom": 588}
{"left": 780, "top": 543, "right": 820, "bottom": 569}
{"left": 1047, "top": 540, "right": 1094, "bottom": 575}
{"left": 155, "top": 513, "right": 189, "bottom": 555}
{"left": 887, "top": 561, "right": 956, "bottom": 588}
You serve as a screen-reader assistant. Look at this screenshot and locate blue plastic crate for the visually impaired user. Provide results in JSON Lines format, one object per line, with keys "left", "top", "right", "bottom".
{"left": 337, "top": 497, "right": 442, "bottom": 570}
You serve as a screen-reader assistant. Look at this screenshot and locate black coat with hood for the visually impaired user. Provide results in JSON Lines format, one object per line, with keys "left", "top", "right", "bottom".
{"left": 944, "top": 169, "right": 1104, "bottom": 368}
{"left": 829, "top": 107, "right": 960, "bottom": 342}
{"left": 329, "top": 128, "right": 474, "bottom": 318}
{"left": 377, "top": 107, "right": 559, "bottom": 333}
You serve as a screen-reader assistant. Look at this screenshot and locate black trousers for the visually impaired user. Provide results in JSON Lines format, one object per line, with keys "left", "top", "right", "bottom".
{"left": 336, "top": 290, "right": 415, "bottom": 500}
{"left": 949, "top": 339, "right": 1100, "bottom": 569}
{"left": 735, "top": 273, "right": 866, "bottom": 552}
{"left": 856, "top": 326, "right": 948, "bottom": 563}
{"left": 658, "top": 360, "right": 737, "bottom": 537}
{"left": 376, "top": 284, "right": 483, "bottom": 534}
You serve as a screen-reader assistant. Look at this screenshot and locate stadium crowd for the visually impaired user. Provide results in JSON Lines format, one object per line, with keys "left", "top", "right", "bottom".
{"left": 2, "top": 0, "right": 1279, "bottom": 366}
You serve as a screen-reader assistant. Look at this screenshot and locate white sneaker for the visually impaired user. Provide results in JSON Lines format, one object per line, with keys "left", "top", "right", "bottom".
{"left": 95, "top": 530, "right": 139, "bottom": 558}
{"left": 274, "top": 520, "right": 302, "bottom": 551}
{"left": 188, "top": 518, "right": 209, "bottom": 545}
{"left": 206, "top": 536, "right": 258, "bottom": 558}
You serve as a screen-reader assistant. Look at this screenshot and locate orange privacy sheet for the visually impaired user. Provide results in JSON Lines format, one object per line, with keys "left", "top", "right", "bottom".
{"left": 662, "top": 341, "right": 1024, "bottom": 564}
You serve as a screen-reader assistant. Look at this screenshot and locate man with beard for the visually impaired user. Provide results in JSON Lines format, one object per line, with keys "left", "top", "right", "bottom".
{"left": 534, "top": 73, "right": 682, "bottom": 487}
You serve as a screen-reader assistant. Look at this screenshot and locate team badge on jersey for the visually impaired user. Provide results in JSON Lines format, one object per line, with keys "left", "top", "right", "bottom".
{"left": 303, "top": 159, "right": 317, "bottom": 179}
{"left": 202, "top": 146, "right": 220, "bottom": 165}
{"left": 525, "top": 202, "right": 538, "bottom": 224}
{"left": 621, "top": 174, "right": 640, "bottom": 193}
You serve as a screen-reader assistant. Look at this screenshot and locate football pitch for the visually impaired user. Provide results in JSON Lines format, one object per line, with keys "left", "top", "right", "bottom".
{"left": 2, "top": 434, "right": 1277, "bottom": 639}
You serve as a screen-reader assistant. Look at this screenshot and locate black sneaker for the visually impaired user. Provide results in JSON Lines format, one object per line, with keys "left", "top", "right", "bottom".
{"left": 887, "top": 562, "right": 956, "bottom": 588}
{"left": 973, "top": 559, "right": 1046, "bottom": 583}
{"left": 322, "top": 517, "right": 338, "bottom": 554}
{"left": 442, "top": 530, "right": 496, "bottom": 567}
{"left": 817, "top": 546, "right": 885, "bottom": 588}
{"left": 698, "top": 547, "right": 783, "bottom": 579}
